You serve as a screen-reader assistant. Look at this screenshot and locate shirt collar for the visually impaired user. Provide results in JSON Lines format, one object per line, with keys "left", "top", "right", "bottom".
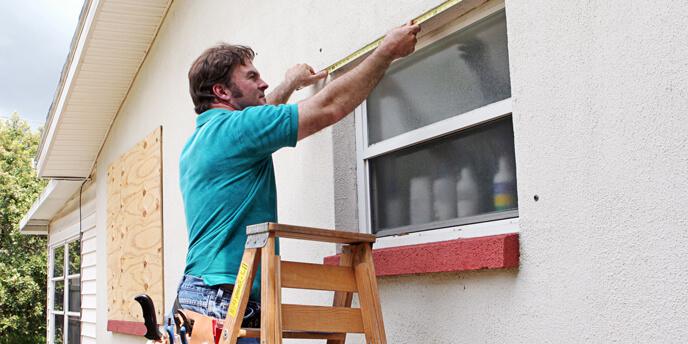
{"left": 196, "top": 108, "right": 231, "bottom": 128}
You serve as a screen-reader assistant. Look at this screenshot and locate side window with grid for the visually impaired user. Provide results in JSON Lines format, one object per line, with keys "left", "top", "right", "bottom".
{"left": 357, "top": 8, "right": 517, "bottom": 237}
{"left": 49, "top": 239, "right": 81, "bottom": 344}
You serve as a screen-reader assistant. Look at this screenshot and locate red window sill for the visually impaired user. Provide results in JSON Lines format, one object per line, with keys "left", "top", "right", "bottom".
{"left": 324, "top": 233, "right": 519, "bottom": 276}
{"left": 108, "top": 320, "right": 147, "bottom": 336}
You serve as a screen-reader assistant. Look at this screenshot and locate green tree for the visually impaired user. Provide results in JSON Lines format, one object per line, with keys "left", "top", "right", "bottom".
{"left": 0, "top": 113, "right": 48, "bottom": 344}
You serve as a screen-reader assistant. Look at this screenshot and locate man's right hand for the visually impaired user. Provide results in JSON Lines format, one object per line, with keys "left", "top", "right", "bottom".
{"left": 375, "top": 21, "right": 421, "bottom": 60}
{"left": 286, "top": 64, "right": 328, "bottom": 90}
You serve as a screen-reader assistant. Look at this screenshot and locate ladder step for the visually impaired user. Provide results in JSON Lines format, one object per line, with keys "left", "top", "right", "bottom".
{"left": 239, "top": 328, "right": 346, "bottom": 340}
{"left": 282, "top": 304, "right": 364, "bottom": 333}
{"left": 281, "top": 261, "right": 357, "bottom": 292}
{"left": 248, "top": 223, "right": 376, "bottom": 244}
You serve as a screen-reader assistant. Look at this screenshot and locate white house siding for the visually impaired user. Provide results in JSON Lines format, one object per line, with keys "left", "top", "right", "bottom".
{"left": 80, "top": 181, "right": 98, "bottom": 343}
{"left": 47, "top": 177, "right": 97, "bottom": 344}
{"left": 66, "top": 0, "right": 688, "bottom": 343}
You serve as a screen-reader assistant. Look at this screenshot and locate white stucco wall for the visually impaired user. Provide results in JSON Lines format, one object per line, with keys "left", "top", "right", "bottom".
{"left": 362, "top": 1, "right": 688, "bottom": 343}
{"left": 85, "top": 0, "right": 688, "bottom": 343}
{"left": 363, "top": 1, "right": 685, "bottom": 343}
{"left": 504, "top": 1, "right": 688, "bottom": 341}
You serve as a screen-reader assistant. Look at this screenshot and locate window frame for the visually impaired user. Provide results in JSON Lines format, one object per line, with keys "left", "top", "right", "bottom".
{"left": 48, "top": 235, "right": 81, "bottom": 344}
{"left": 354, "top": 0, "right": 519, "bottom": 244}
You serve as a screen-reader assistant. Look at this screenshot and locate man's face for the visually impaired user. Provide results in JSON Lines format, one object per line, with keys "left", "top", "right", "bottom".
{"left": 227, "top": 60, "right": 269, "bottom": 109}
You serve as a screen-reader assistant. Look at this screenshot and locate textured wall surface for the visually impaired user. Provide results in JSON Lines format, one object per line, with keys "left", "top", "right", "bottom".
{"left": 333, "top": 114, "right": 359, "bottom": 232}
{"left": 335, "top": 0, "right": 688, "bottom": 343}
{"left": 504, "top": 0, "right": 688, "bottom": 342}
{"left": 88, "top": 0, "right": 688, "bottom": 342}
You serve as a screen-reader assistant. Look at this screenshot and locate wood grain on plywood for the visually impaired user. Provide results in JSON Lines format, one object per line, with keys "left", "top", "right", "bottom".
{"left": 107, "top": 127, "right": 163, "bottom": 323}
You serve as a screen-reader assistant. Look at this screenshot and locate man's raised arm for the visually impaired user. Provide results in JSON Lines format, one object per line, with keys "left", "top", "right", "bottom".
{"left": 297, "top": 22, "right": 420, "bottom": 141}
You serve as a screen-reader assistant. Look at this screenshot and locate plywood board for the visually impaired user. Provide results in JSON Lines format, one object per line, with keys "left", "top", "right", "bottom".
{"left": 107, "top": 127, "right": 164, "bottom": 323}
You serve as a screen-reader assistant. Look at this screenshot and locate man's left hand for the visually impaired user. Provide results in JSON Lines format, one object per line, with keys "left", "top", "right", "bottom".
{"left": 286, "top": 64, "right": 328, "bottom": 90}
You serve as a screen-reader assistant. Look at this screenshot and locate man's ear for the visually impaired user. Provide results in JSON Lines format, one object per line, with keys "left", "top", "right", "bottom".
{"left": 212, "top": 83, "right": 231, "bottom": 101}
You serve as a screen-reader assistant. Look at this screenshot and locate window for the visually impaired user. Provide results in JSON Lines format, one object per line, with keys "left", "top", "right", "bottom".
{"left": 49, "top": 238, "right": 81, "bottom": 344}
{"left": 356, "top": 4, "right": 518, "bottom": 238}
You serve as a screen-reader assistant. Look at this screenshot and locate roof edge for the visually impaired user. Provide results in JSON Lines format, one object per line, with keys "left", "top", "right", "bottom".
{"left": 35, "top": 0, "right": 97, "bottom": 178}
{"left": 19, "top": 180, "right": 85, "bottom": 235}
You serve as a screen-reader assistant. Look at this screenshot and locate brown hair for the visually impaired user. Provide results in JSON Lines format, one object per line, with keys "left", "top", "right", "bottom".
{"left": 188, "top": 43, "right": 255, "bottom": 114}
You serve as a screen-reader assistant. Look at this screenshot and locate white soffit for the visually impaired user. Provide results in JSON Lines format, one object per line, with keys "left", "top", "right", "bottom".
{"left": 19, "top": 180, "right": 84, "bottom": 235}
{"left": 36, "top": 0, "right": 172, "bottom": 178}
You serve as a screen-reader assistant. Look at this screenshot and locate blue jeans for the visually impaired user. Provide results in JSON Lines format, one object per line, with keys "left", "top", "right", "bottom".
{"left": 177, "top": 274, "right": 260, "bottom": 344}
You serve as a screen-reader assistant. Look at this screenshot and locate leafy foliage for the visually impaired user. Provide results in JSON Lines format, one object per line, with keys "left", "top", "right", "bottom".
{"left": 0, "top": 113, "right": 48, "bottom": 344}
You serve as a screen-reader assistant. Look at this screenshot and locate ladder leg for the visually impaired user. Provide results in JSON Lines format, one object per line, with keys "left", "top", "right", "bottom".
{"left": 353, "top": 243, "right": 387, "bottom": 344}
{"left": 261, "top": 235, "right": 282, "bottom": 344}
{"left": 274, "top": 253, "right": 283, "bottom": 343}
{"left": 327, "top": 245, "right": 355, "bottom": 344}
{"left": 219, "top": 248, "right": 260, "bottom": 344}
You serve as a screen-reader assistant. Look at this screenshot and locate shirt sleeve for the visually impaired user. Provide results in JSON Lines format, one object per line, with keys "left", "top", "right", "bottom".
{"left": 218, "top": 104, "right": 299, "bottom": 158}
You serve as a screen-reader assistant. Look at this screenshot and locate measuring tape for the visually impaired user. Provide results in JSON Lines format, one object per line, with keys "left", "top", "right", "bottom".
{"left": 325, "top": 0, "right": 464, "bottom": 74}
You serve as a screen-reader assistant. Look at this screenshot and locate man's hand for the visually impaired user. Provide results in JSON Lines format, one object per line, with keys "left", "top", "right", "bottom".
{"left": 285, "top": 64, "right": 328, "bottom": 90}
{"left": 375, "top": 21, "right": 421, "bottom": 60}
{"left": 266, "top": 64, "right": 327, "bottom": 105}
{"left": 296, "top": 21, "right": 419, "bottom": 141}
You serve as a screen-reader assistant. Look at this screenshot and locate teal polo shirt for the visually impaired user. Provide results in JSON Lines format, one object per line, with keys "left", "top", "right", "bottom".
{"left": 179, "top": 104, "right": 298, "bottom": 299}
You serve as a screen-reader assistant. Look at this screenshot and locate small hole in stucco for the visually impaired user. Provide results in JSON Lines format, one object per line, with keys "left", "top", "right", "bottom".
{"left": 319, "top": 48, "right": 322, "bottom": 52}
{"left": 534, "top": 194, "right": 539, "bottom": 202}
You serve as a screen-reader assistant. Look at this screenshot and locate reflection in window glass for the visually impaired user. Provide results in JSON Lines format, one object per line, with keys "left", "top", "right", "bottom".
{"left": 53, "top": 246, "right": 64, "bottom": 278}
{"left": 68, "top": 316, "right": 81, "bottom": 344}
{"left": 68, "top": 277, "right": 81, "bottom": 312}
{"left": 369, "top": 117, "right": 517, "bottom": 234}
{"left": 54, "top": 280, "right": 64, "bottom": 311}
{"left": 367, "top": 10, "right": 510, "bottom": 144}
{"left": 68, "top": 240, "right": 81, "bottom": 275}
{"left": 54, "top": 314, "right": 64, "bottom": 344}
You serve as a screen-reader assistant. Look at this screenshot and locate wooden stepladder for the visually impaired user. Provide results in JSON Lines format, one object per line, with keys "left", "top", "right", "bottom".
{"left": 218, "top": 222, "right": 386, "bottom": 344}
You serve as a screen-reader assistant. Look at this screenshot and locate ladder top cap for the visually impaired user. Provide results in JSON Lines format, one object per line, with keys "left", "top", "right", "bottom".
{"left": 247, "top": 222, "right": 376, "bottom": 244}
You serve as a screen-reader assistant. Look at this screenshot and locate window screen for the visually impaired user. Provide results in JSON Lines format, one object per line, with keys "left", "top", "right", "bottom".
{"left": 367, "top": 10, "right": 510, "bottom": 144}
{"left": 361, "top": 9, "right": 517, "bottom": 236}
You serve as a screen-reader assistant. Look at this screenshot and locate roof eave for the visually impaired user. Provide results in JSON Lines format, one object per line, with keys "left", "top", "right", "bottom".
{"left": 36, "top": 0, "right": 94, "bottom": 179}
{"left": 19, "top": 180, "right": 85, "bottom": 235}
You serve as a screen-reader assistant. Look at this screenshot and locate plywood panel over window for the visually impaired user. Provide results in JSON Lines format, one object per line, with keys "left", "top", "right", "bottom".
{"left": 107, "top": 127, "right": 163, "bottom": 323}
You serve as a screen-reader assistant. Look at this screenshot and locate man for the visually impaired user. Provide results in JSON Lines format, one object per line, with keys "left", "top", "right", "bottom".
{"left": 177, "top": 22, "right": 420, "bottom": 340}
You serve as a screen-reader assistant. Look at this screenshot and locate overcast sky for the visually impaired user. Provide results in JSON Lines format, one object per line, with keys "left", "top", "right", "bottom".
{"left": 0, "top": 0, "right": 84, "bottom": 129}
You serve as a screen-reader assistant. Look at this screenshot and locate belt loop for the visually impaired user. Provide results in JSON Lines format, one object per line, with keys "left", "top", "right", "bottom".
{"left": 216, "top": 287, "right": 224, "bottom": 302}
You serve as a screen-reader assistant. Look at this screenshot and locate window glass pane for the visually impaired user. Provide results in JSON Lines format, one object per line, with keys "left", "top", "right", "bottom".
{"left": 54, "top": 280, "right": 64, "bottom": 311}
{"left": 68, "top": 316, "right": 81, "bottom": 344}
{"left": 53, "top": 246, "right": 64, "bottom": 278}
{"left": 369, "top": 116, "right": 517, "bottom": 234}
{"left": 68, "top": 277, "right": 81, "bottom": 312}
{"left": 68, "top": 240, "right": 80, "bottom": 275}
{"left": 54, "top": 314, "right": 64, "bottom": 344}
{"left": 367, "top": 10, "right": 510, "bottom": 144}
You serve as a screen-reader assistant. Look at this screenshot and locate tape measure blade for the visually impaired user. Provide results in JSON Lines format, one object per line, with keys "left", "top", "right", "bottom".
{"left": 325, "top": 0, "right": 465, "bottom": 74}
{"left": 326, "top": 37, "right": 383, "bottom": 74}
{"left": 413, "top": 0, "right": 463, "bottom": 25}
